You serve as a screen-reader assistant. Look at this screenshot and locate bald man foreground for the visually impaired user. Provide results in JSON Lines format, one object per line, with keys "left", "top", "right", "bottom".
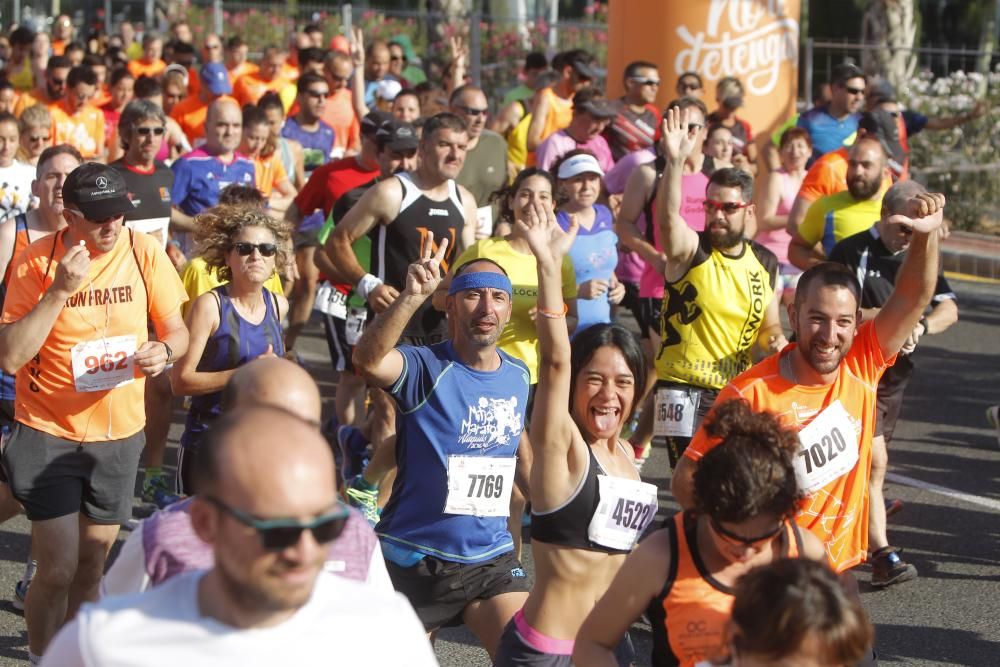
{"left": 99, "top": 358, "right": 392, "bottom": 597}
{"left": 47, "top": 406, "right": 435, "bottom": 666}
{"left": 169, "top": 97, "right": 255, "bottom": 256}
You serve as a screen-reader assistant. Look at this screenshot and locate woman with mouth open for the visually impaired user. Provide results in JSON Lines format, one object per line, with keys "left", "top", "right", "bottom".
{"left": 493, "top": 198, "right": 654, "bottom": 667}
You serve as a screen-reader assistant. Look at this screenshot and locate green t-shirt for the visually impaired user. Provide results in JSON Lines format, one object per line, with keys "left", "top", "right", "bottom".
{"left": 452, "top": 238, "right": 576, "bottom": 383}
{"left": 502, "top": 83, "right": 534, "bottom": 108}
{"left": 800, "top": 190, "right": 883, "bottom": 256}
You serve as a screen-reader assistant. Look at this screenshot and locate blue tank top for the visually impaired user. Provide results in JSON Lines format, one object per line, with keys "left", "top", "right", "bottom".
{"left": 0, "top": 215, "right": 30, "bottom": 402}
{"left": 377, "top": 341, "right": 530, "bottom": 564}
{"left": 281, "top": 117, "right": 336, "bottom": 233}
{"left": 180, "top": 285, "right": 284, "bottom": 448}
{"left": 558, "top": 204, "right": 619, "bottom": 333}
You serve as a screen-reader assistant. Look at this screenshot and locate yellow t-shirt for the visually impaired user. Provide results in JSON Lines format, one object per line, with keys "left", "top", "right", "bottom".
{"left": 799, "top": 191, "right": 883, "bottom": 257}
{"left": 452, "top": 238, "right": 576, "bottom": 383}
{"left": 507, "top": 112, "right": 532, "bottom": 171}
{"left": 180, "top": 256, "right": 284, "bottom": 317}
{"left": 538, "top": 88, "right": 574, "bottom": 145}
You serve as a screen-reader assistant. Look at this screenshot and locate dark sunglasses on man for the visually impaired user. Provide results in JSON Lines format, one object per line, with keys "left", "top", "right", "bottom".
{"left": 205, "top": 495, "right": 351, "bottom": 551}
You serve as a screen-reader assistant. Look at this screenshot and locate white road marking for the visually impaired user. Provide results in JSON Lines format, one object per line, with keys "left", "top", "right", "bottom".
{"left": 886, "top": 472, "right": 1000, "bottom": 512}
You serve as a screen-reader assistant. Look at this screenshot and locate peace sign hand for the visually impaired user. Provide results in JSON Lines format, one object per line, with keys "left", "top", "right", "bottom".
{"left": 405, "top": 233, "right": 449, "bottom": 298}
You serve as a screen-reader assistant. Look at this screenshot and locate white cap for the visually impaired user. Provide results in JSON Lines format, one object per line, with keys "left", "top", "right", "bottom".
{"left": 557, "top": 152, "right": 604, "bottom": 179}
{"left": 377, "top": 79, "right": 403, "bottom": 102}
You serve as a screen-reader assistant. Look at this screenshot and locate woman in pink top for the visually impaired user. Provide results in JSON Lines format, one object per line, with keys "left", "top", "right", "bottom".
{"left": 754, "top": 127, "right": 810, "bottom": 304}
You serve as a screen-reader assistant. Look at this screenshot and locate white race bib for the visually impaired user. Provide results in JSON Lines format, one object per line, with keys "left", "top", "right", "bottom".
{"left": 71, "top": 335, "right": 137, "bottom": 393}
{"left": 475, "top": 205, "right": 493, "bottom": 239}
{"left": 444, "top": 456, "right": 516, "bottom": 517}
{"left": 345, "top": 307, "right": 368, "bottom": 346}
{"left": 313, "top": 283, "right": 347, "bottom": 319}
{"left": 793, "top": 401, "right": 859, "bottom": 495}
{"left": 587, "top": 475, "right": 659, "bottom": 551}
{"left": 654, "top": 387, "right": 699, "bottom": 437}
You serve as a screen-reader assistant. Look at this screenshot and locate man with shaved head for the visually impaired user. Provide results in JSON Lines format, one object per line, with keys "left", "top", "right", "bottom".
{"left": 170, "top": 97, "right": 255, "bottom": 256}
{"left": 99, "top": 358, "right": 393, "bottom": 598}
{"left": 45, "top": 406, "right": 436, "bottom": 665}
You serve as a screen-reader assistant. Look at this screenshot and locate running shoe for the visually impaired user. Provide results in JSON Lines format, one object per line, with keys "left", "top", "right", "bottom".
{"left": 142, "top": 475, "right": 182, "bottom": 509}
{"left": 885, "top": 498, "right": 904, "bottom": 519}
{"left": 870, "top": 546, "right": 918, "bottom": 587}
{"left": 345, "top": 475, "right": 380, "bottom": 526}
{"left": 631, "top": 441, "right": 651, "bottom": 472}
{"left": 12, "top": 579, "right": 28, "bottom": 612}
{"left": 986, "top": 405, "right": 999, "bottom": 447}
{"left": 324, "top": 416, "right": 371, "bottom": 483}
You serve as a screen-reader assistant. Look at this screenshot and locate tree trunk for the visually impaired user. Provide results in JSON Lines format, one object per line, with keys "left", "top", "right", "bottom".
{"left": 861, "top": 0, "right": 919, "bottom": 89}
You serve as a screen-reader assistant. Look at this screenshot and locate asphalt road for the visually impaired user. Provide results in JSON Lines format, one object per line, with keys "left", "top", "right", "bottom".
{"left": 0, "top": 278, "right": 998, "bottom": 666}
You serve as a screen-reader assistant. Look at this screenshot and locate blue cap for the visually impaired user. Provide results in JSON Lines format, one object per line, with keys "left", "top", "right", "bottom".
{"left": 200, "top": 62, "right": 231, "bottom": 96}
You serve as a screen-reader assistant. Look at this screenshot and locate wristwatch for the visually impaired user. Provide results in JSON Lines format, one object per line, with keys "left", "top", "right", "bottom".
{"left": 161, "top": 341, "right": 174, "bottom": 363}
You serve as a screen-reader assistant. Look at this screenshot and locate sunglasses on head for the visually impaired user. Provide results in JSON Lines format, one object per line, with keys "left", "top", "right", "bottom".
{"left": 630, "top": 77, "right": 660, "bottom": 86}
{"left": 205, "top": 495, "right": 350, "bottom": 551}
{"left": 232, "top": 242, "right": 278, "bottom": 257}
{"left": 135, "top": 126, "right": 165, "bottom": 136}
{"left": 704, "top": 199, "right": 751, "bottom": 215}
{"left": 710, "top": 517, "right": 783, "bottom": 547}
{"left": 456, "top": 104, "right": 488, "bottom": 117}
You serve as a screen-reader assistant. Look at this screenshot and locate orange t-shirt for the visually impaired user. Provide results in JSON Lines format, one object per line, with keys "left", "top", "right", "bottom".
{"left": 321, "top": 88, "right": 361, "bottom": 153}
{"left": 51, "top": 100, "right": 105, "bottom": 159}
{"left": 252, "top": 152, "right": 288, "bottom": 199}
{"left": 685, "top": 321, "right": 894, "bottom": 572}
{"left": 51, "top": 40, "right": 68, "bottom": 56}
{"left": 232, "top": 72, "right": 293, "bottom": 108}
{"left": 797, "top": 147, "right": 894, "bottom": 204}
{"left": 227, "top": 62, "right": 259, "bottom": 86}
{"left": 12, "top": 89, "right": 56, "bottom": 118}
{"left": 169, "top": 94, "right": 238, "bottom": 145}
{"left": 538, "top": 88, "right": 574, "bottom": 145}
{"left": 128, "top": 58, "right": 167, "bottom": 80}
{"left": 1, "top": 228, "right": 187, "bottom": 441}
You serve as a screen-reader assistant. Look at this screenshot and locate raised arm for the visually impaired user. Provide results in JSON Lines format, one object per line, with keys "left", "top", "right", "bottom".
{"left": 655, "top": 107, "right": 700, "bottom": 278}
{"left": 873, "top": 193, "right": 946, "bottom": 359}
{"left": 352, "top": 235, "right": 449, "bottom": 388}
{"left": 350, "top": 27, "right": 370, "bottom": 120}
{"left": 614, "top": 164, "right": 665, "bottom": 276}
{"left": 755, "top": 168, "right": 788, "bottom": 233}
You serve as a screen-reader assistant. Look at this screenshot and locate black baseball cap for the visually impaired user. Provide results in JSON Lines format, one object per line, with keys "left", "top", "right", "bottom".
{"left": 361, "top": 110, "right": 394, "bottom": 137}
{"left": 858, "top": 110, "right": 906, "bottom": 175}
{"left": 573, "top": 89, "right": 616, "bottom": 119}
{"left": 62, "top": 163, "right": 135, "bottom": 220}
{"left": 376, "top": 120, "right": 419, "bottom": 152}
{"left": 569, "top": 54, "right": 598, "bottom": 81}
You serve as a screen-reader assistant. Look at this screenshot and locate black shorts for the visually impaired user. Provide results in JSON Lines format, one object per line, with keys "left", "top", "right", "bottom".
{"left": 637, "top": 297, "right": 663, "bottom": 339}
{"left": 0, "top": 399, "right": 13, "bottom": 483}
{"left": 654, "top": 381, "right": 719, "bottom": 470}
{"left": 386, "top": 550, "right": 530, "bottom": 631}
{"left": 322, "top": 312, "right": 356, "bottom": 373}
{"left": 618, "top": 281, "right": 642, "bottom": 326}
{"left": 1, "top": 422, "right": 145, "bottom": 523}
{"left": 875, "top": 361, "right": 914, "bottom": 443}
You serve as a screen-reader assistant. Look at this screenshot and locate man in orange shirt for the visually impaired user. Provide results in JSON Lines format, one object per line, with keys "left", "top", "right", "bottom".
{"left": 50, "top": 15, "right": 74, "bottom": 56}
{"left": 225, "top": 35, "right": 258, "bottom": 85}
{"left": 322, "top": 50, "right": 360, "bottom": 156}
{"left": 51, "top": 66, "right": 105, "bottom": 160}
{"left": 0, "top": 163, "right": 188, "bottom": 661}
{"left": 233, "top": 46, "right": 293, "bottom": 108}
{"left": 672, "top": 187, "right": 946, "bottom": 580}
{"left": 170, "top": 62, "right": 235, "bottom": 146}
{"left": 127, "top": 32, "right": 166, "bottom": 80}
{"left": 12, "top": 54, "right": 70, "bottom": 117}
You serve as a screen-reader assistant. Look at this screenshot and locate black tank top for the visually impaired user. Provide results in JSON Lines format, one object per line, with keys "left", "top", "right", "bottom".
{"left": 530, "top": 443, "right": 638, "bottom": 555}
{"left": 372, "top": 172, "right": 463, "bottom": 339}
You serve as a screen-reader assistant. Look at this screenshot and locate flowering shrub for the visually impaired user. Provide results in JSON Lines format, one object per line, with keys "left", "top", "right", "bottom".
{"left": 901, "top": 66, "right": 1000, "bottom": 231}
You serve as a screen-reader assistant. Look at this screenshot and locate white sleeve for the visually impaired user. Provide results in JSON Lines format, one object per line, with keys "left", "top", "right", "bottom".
{"left": 390, "top": 592, "right": 440, "bottom": 666}
{"left": 365, "top": 541, "right": 395, "bottom": 594}
{"left": 99, "top": 526, "right": 151, "bottom": 598}
{"left": 39, "top": 617, "right": 89, "bottom": 667}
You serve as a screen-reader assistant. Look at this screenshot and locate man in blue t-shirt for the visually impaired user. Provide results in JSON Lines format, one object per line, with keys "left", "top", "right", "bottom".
{"left": 353, "top": 239, "right": 530, "bottom": 659}
{"left": 797, "top": 63, "right": 867, "bottom": 163}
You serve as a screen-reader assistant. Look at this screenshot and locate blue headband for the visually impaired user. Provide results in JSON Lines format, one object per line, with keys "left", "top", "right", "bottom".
{"left": 448, "top": 271, "right": 513, "bottom": 297}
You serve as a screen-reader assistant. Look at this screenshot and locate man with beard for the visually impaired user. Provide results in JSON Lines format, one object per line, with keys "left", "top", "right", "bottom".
{"left": 828, "top": 179, "right": 959, "bottom": 587}
{"left": 788, "top": 136, "right": 888, "bottom": 270}
{"left": 13, "top": 55, "right": 71, "bottom": 117}
{"left": 352, "top": 241, "right": 530, "bottom": 659}
{"left": 323, "top": 112, "right": 478, "bottom": 522}
{"left": 672, "top": 186, "right": 948, "bottom": 579}
{"left": 41, "top": 406, "right": 437, "bottom": 666}
{"left": 650, "top": 106, "right": 786, "bottom": 470}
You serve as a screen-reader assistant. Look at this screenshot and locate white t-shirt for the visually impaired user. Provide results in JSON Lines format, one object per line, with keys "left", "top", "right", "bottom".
{"left": 0, "top": 161, "right": 35, "bottom": 218}
{"left": 44, "top": 571, "right": 439, "bottom": 666}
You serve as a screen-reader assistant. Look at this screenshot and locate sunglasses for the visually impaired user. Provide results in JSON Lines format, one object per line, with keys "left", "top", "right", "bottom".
{"left": 205, "top": 495, "right": 350, "bottom": 551}
{"left": 710, "top": 517, "right": 783, "bottom": 547}
{"left": 390, "top": 55, "right": 404, "bottom": 62}
{"left": 630, "top": 77, "right": 660, "bottom": 86}
{"left": 28, "top": 133, "right": 51, "bottom": 143}
{"left": 232, "top": 242, "right": 278, "bottom": 257}
{"left": 455, "top": 105, "right": 488, "bottom": 117}
{"left": 845, "top": 86, "right": 866, "bottom": 95}
{"left": 49, "top": 77, "right": 66, "bottom": 86}
{"left": 704, "top": 199, "right": 751, "bottom": 215}
{"left": 305, "top": 89, "right": 329, "bottom": 99}
{"left": 135, "top": 126, "right": 166, "bottom": 136}
{"left": 680, "top": 81, "right": 701, "bottom": 91}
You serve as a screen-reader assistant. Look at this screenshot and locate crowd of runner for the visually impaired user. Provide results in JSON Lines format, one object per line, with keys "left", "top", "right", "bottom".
{"left": 0, "top": 13, "right": 991, "bottom": 667}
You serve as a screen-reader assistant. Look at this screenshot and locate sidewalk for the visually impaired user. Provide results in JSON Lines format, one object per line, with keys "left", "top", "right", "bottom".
{"left": 942, "top": 231, "right": 1000, "bottom": 282}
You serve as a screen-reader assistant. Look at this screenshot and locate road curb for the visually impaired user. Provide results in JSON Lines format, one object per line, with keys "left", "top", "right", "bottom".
{"left": 942, "top": 231, "right": 1000, "bottom": 282}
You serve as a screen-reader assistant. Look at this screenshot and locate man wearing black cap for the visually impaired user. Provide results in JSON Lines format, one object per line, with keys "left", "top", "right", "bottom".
{"left": 0, "top": 162, "right": 188, "bottom": 662}
{"left": 526, "top": 49, "right": 597, "bottom": 152}
{"left": 536, "top": 88, "right": 616, "bottom": 173}
{"left": 797, "top": 62, "right": 867, "bottom": 161}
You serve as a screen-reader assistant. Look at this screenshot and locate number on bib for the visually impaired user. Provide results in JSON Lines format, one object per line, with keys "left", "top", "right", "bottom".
{"left": 444, "top": 456, "right": 516, "bottom": 517}
{"left": 793, "top": 401, "right": 860, "bottom": 495}
{"left": 71, "top": 335, "right": 138, "bottom": 393}
{"left": 587, "top": 474, "right": 659, "bottom": 551}
{"left": 654, "top": 387, "right": 700, "bottom": 437}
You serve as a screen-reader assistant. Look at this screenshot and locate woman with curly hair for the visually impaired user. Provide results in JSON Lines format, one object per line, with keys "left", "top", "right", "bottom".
{"left": 573, "top": 399, "right": 830, "bottom": 667}
{"left": 171, "top": 204, "right": 291, "bottom": 494}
